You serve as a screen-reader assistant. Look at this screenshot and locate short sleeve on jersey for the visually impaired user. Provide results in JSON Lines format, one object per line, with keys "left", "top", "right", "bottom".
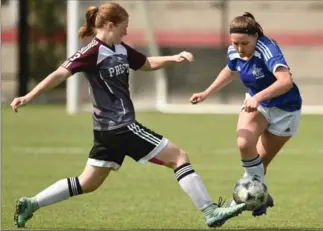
{"left": 61, "top": 39, "right": 99, "bottom": 74}
{"left": 256, "top": 37, "right": 289, "bottom": 74}
{"left": 121, "top": 42, "right": 147, "bottom": 70}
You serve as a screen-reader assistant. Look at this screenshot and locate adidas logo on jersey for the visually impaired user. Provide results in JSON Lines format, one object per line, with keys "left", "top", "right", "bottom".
{"left": 252, "top": 64, "right": 265, "bottom": 79}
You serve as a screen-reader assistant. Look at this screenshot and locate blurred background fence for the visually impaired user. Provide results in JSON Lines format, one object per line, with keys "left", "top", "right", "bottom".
{"left": 2, "top": 0, "right": 323, "bottom": 113}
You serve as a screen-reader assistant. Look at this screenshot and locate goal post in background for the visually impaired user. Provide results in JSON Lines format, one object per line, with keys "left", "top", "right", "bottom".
{"left": 66, "top": 0, "right": 80, "bottom": 115}
{"left": 138, "top": 1, "right": 168, "bottom": 111}
{"left": 66, "top": 0, "right": 323, "bottom": 115}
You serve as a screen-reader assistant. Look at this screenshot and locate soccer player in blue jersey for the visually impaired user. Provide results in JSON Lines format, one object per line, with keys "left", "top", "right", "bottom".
{"left": 10, "top": 3, "right": 245, "bottom": 229}
{"left": 190, "top": 12, "right": 302, "bottom": 217}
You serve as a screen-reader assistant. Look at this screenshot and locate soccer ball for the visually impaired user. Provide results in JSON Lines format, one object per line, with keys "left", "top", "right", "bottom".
{"left": 233, "top": 175, "right": 268, "bottom": 211}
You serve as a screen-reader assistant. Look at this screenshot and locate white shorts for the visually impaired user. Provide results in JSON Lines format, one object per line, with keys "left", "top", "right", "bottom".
{"left": 243, "top": 93, "right": 301, "bottom": 137}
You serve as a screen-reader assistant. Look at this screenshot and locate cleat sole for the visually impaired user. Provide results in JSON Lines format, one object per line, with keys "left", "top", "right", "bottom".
{"left": 14, "top": 200, "right": 25, "bottom": 228}
{"left": 13, "top": 198, "right": 33, "bottom": 228}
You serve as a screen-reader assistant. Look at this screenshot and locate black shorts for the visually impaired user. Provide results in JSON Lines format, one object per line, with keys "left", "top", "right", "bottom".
{"left": 88, "top": 121, "right": 168, "bottom": 170}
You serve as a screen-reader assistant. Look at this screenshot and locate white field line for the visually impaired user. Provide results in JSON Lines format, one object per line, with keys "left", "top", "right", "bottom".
{"left": 7, "top": 146, "right": 323, "bottom": 155}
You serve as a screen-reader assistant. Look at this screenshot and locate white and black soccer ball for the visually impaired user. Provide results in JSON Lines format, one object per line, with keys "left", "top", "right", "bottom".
{"left": 233, "top": 175, "right": 268, "bottom": 211}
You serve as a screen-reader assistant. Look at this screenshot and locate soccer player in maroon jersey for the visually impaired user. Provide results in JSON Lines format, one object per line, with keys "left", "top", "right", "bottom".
{"left": 11, "top": 2, "right": 245, "bottom": 229}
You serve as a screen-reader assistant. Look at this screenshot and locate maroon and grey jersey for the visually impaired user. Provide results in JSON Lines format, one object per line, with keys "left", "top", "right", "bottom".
{"left": 61, "top": 38, "right": 147, "bottom": 131}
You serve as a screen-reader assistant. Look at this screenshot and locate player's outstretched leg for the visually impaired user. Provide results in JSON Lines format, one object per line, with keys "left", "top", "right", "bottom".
{"left": 152, "top": 142, "right": 246, "bottom": 228}
{"left": 173, "top": 163, "right": 246, "bottom": 228}
{"left": 13, "top": 177, "right": 84, "bottom": 228}
{"left": 14, "top": 166, "right": 110, "bottom": 228}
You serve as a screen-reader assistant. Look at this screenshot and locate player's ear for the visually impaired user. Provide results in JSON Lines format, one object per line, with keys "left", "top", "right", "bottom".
{"left": 105, "top": 22, "right": 114, "bottom": 31}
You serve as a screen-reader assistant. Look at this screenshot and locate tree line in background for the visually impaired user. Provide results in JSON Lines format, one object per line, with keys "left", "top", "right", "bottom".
{"left": 28, "top": 0, "right": 66, "bottom": 86}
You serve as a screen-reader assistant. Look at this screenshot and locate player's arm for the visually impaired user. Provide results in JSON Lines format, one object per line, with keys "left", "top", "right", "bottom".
{"left": 190, "top": 65, "right": 236, "bottom": 104}
{"left": 202, "top": 45, "right": 239, "bottom": 96}
{"left": 140, "top": 56, "right": 176, "bottom": 71}
{"left": 10, "top": 43, "right": 97, "bottom": 112}
{"left": 140, "top": 51, "right": 193, "bottom": 71}
{"left": 204, "top": 65, "right": 237, "bottom": 96}
{"left": 26, "top": 67, "right": 71, "bottom": 102}
{"left": 253, "top": 66, "right": 293, "bottom": 102}
{"left": 252, "top": 41, "right": 294, "bottom": 103}
{"left": 122, "top": 43, "right": 193, "bottom": 71}
{"left": 10, "top": 67, "right": 71, "bottom": 112}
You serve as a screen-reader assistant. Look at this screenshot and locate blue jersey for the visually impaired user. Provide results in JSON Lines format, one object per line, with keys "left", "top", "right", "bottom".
{"left": 227, "top": 36, "right": 302, "bottom": 112}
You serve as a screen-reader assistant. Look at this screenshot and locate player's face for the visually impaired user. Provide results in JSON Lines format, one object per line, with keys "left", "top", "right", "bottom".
{"left": 106, "top": 18, "right": 129, "bottom": 44}
{"left": 230, "top": 33, "right": 257, "bottom": 58}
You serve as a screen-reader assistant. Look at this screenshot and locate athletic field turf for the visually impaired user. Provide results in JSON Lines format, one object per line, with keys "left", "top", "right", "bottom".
{"left": 2, "top": 105, "right": 323, "bottom": 229}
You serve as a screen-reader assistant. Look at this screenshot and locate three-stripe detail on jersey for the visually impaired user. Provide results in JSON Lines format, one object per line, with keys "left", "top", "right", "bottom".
{"left": 62, "top": 39, "right": 98, "bottom": 69}
{"left": 228, "top": 40, "right": 276, "bottom": 61}
{"left": 256, "top": 40, "right": 274, "bottom": 61}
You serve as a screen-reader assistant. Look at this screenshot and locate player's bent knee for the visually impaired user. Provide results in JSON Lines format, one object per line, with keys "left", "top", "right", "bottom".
{"left": 176, "top": 150, "right": 190, "bottom": 167}
{"left": 237, "top": 136, "right": 257, "bottom": 154}
{"left": 166, "top": 149, "right": 189, "bottom": 169}
{"left": 154, "top": 143, "right": 190, "bottom": 169}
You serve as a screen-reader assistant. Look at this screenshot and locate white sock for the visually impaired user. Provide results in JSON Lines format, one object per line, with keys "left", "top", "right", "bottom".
{"left": 174, "top": 163, "right": 213, "bottom": 211}
{"left": 241, "top": 154, "right": 265, "bottom": 182}
{"left": 33, "top": 177, "right": 83, "bottom": 209}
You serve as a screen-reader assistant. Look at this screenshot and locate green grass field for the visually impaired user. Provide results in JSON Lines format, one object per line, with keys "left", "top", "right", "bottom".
{"left": 2, "top": 105, "right": 323, "bottom": 230}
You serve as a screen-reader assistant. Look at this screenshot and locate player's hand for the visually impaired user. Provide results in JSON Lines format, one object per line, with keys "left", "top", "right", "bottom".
{"left": 243, "top": 97, "right": 259, "bottom": 113}
{"left": 190, "top": 91, "right": 208, "bottom": 104}
{"left": 173, "top": 51, "right": 194, "bottom": 63}
{"left": 10, "top": 96, "right": 30, "bottom": 113}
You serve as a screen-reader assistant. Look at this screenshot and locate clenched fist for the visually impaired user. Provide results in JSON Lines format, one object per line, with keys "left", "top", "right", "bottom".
{"left": 190, "top": 91, "right": 209, "bottom": 104}
{"left": 10, "top": 96, "right": 30, "bottom": 113}
{"left": 173, "top": 51, "right": 194, "bottom": 63}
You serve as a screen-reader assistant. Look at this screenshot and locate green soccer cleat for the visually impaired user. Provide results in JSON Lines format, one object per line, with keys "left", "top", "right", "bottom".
{"left": 14, "top": 197, "right": 37, "bottom": 228}
{"left": 203, "top": 199, "right": 246, "bottom": 228}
